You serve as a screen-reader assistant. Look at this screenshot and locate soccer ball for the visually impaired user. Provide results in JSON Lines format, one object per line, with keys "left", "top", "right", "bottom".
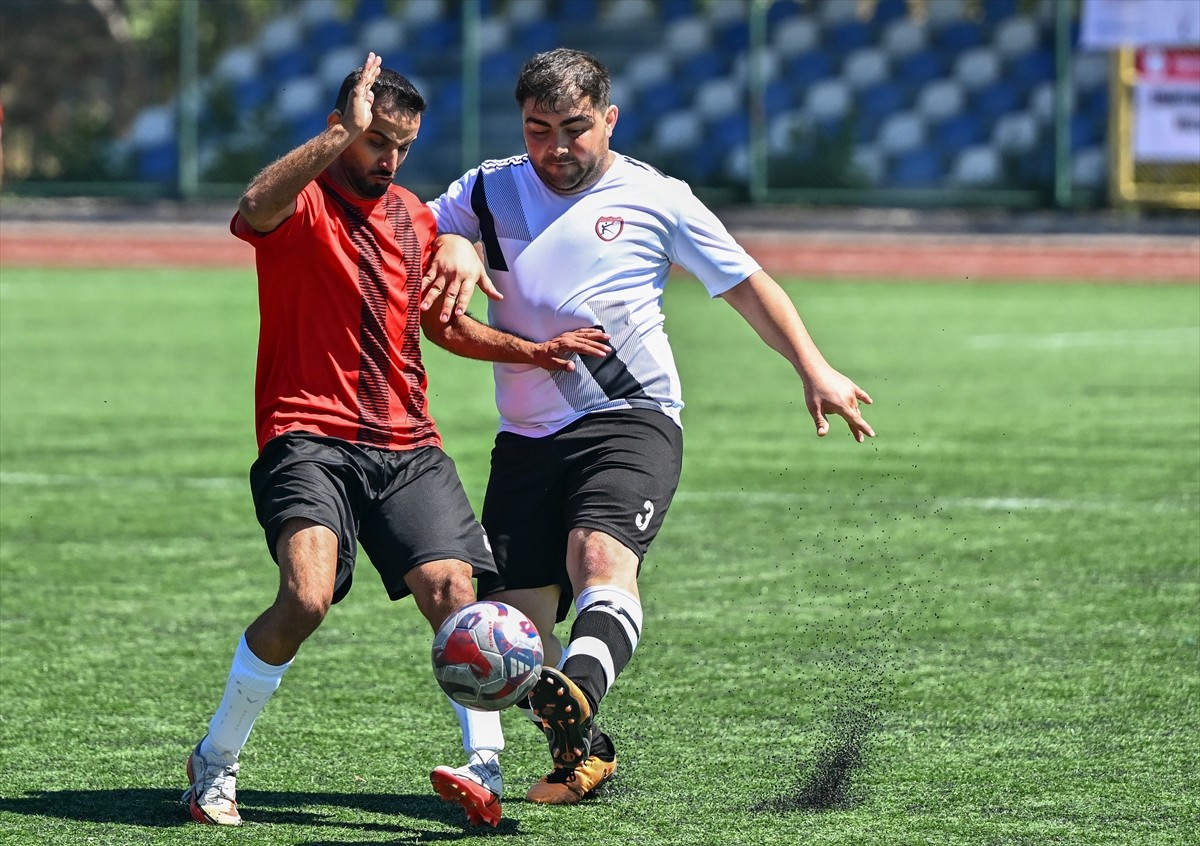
{"left": 432, "top": 601, "right": 544, "bottom": 711}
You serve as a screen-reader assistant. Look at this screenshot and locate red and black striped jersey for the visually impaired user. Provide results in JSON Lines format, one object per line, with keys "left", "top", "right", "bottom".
{"left": 232, "top": 173, "right": 440, "bottom": 452}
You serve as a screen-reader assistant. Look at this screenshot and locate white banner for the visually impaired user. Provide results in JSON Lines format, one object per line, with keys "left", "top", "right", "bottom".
{"left": 1133, "top": 49, "right": 1200, "bottom": 162}
{"left": 1081, "top": 0, "right": 1200, "bottom": 49}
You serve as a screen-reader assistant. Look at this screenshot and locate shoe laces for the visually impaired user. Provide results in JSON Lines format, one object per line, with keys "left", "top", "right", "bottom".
{"left": 195, "top": 756, "right": 239, "bottom": 804}
{"left": 544, "top": 767, "right": 577, "bottom": 785}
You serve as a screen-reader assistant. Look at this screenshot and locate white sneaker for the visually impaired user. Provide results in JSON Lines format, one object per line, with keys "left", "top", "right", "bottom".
{"left": 181, "top": 738, "right": 241, "bottom": 826}
{"left": 430, "top": 759, "right": 503, "bottom": 827}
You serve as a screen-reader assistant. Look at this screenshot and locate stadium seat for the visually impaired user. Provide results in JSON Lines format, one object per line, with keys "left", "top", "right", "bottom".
{"left": 513, "top": 19, "right": 560, "bottom": 54}
{"left": 843, "top": 48, "right": 890, "bottom": 90}
{"left": 626, "top": 54, "right": 673, "bottom": 91}
{"left": 772, "top": 16, "right": 819, "bottom": 58}
{"left": 695, "top": 78, "right": 743, "bottom": 119}
{"left": 784, "top": 51, "right": 836, "bottom": 85}
{"left": 353, "top": 0, "right": 388, "bottom": 23}
{"left": 881, "top": 18, "right": 928, "bottom": 59}
{"left": 682, "top": 52, "right": 729, "bottom": 86}
{"left": 400, "top": 0, "right": 445, "bottom": 25}
{"left": 972, "top": 79, "right": 1023, "bottom": 124}
{"left": 818, "top": 0, "right": 860, "bottom": 25}
{"left": 993, "top": 15, "right": 1040, "bottom": 57}
{"left": 640, "top": 80, "right": 688, "bottom": 115}
{"left": 709, "top": 114, "right": 750, "bottom": 150}
{"left": 1079, "top": 84, "right": 1109, "bottom": 123}
{"left": 803, "top": 78, "right": 851, "bottom": 123}
{"left": 318, "top": 46, "right": 365, "bottom": 88}
{"left": 304, "top": 18, "right": 353, "bottom": 55}
{"left": 851, "top": 144, "right": 886, "bottom": 185}
{"left": 949, "top": 145, "right": 1001, "bottom": 186}
{"left": 412, "top": 18, "right": 460, "bottom": 52}
{"left": 663, "top": 17, "right": 712, "bottom": 58}
{"left": 933, "top": 112, "right": 985, "bottom": 152}
{"left": 1070, "top": 112, "right": 1103, "bottom": 152}
{"left": 275, "top": 75, "right": 325, "bottom": 119}
{"left": 826, "top": 21, "right": 874, "bottom": 53}
{"left": 265, "top": 51, "right": 311, "bottom": 83}
{"left": 717, "top": 19, "right": 751, "bottom": 53}
{"left": 877, "top": 110, "right": 927, "bottom": 154}
{"left": 653, "top": 110, "right": 702, "bottom": 151}
{"left": 258, "top": 15, "right": 302, "bottom": 57}
{"left": 954, "top": 47, "right": 1001, "bottom": 91}
{"left": 733, "top": 49, "right": 782, "bottom": 87}
{"left": 1072, "top": 51, "right": 1109, "bottom": 92}
{"left": 896, "top": 52, "right": 949, "bottom": 87}
{"left": 916, "top": 79, "right": 966, "bottom": 121}
{"left": 888, "top": 148, "right": 944, "bottom": 187}
{"left": 936, "top": 20, "right": 987, "bottom": 52}
{"left": 767, "top": 0, "right": 804, "bottom": 27}
{"left": 605, "top": 0, "right": 655, "bottom": 23}
{"left": 358, "top": 17, "right": 407, "bottom": 54}
{"left": 1071, "top": 145, "right": 1107, "bottom": 189}
{"left": 660, "top": 0, "right": 695, "bottom": 22}
{"left": 767, "top": 110, "right": 809, "bottom": 154}
{"left": 1009, "top": 49, "right": 1056, "bottom": 89}
{"left": 212, "top": 47, "right": 259, "bottom": 84}
{"left": 859, "top": 80, "right": 911, "bottom": 118}
{"left": 991, "top": 111, "right": 1040, "bottom": 153}
{"left": 137, "top": 141, "right": 179, "bottom": 182}
{"left": 926, "top": 0, "right": 969, "bottom": 26}
{"left": 764, "top": 79, "right": 799, "bottom": 115}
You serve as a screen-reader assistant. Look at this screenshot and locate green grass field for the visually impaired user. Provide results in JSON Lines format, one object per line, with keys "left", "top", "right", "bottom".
{"left": 1, "top": 266, "right": 1197, "bottom": 846}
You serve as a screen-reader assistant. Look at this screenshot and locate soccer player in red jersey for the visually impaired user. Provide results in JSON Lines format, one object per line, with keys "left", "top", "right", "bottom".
{"left": 181, "top": 53, "right": 604, "bottom": 828}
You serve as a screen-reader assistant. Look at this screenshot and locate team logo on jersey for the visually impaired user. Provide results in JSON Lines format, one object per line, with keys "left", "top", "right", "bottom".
{"left": 595, "top": 216, "right": 624, "bottom": 241}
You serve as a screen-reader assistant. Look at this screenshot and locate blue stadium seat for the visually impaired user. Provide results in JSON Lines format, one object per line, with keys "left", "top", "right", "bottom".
{"left": 859, "top": 80, "right": 910, "bottom": 116}
{"left": 764, "top": 79, "right": 799, "bottom": 115}
{"left": 1013, "top": 144, "right": 1054, "bottom": 186}
{"left": 933, "top": 113, "right": 985, "bottom": 153}
{"left": 889, "top": 148, "right": 944, "bottom": 187}
{"left": 479, "top": 50, "right": 525, "bottom": 91}
{"left": 868, "top": 0, "right": 911, "bottom": 25}
{"left": 852, "top": 109, "right": 886, "bottom": 144}
{"left": 718, "top": 20, "right": 750, "bottom": 52}
{"left": 826, "top": 21, "right": 874, "bottom": 53}
{"left": 266, "top": 50, "right": 311, "bottom": 82}
{"left": 767, "top": 0, "right": 803, "bottom": 26}
{"left": 514, "top": 19, "right": 560, "bottom": 54}
{"left": 681, "top": 52, "right": 729, "bottom": 85}
{"left": 353, "top": 0, "right": 388, "bottom": 23}
{"left": 785, "top": 51, "right": 836, "bottom": 85}
{"left": 611, "top": 109, "right": 645, "bottom": 147}
{"left": 660, "top": 0, "right": 695, "bottom": 22}
{"left": 711, "top": 115, "right": 750, "bottom": 150}
{"left": 412, "top": 18, "right": 460, "bottom": 52}
{"left": 305, "top": 18, "right": 353, "bottom": 54}
{"left": 936, "top": 21, "right": 987, "bottom": 52}
{"left": 1070, "top": 112, "right": 1102, "bottom": 152}
{"left": 896, "top": 52, "right": 948, "bottom": 87}
{"left": 640, "top": 80, "right": 687, "bottom": 115}
{"left": 234, "top": 78, "right": 272, "bottom": 113}
{"left": 557, "top": 0, "right": 600, "bottom": 23}
{"left": 137, "top": 142, "right": 179, "bottom": 182}
{"left": 1079, "top": 85, "right": 1109, "bottom": 122}
{"left": 971, "top": 80, "right": 1023, "bottom": 124}
{"left": 1009, "top": 49, "right": 1056, "bottom": 89}
{"left": 982, "top": 0, "right": 1019, "bottom": 20}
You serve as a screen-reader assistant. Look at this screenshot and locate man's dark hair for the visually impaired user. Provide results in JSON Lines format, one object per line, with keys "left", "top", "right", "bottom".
{"left": 514, "top": 48, "right": 611, "bottom": 112}
{"left": 334, "top": 66, "right": 426, "bottom": 115}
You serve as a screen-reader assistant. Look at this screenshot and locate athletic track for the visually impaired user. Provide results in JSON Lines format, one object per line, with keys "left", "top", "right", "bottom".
{"left": 1, "top": 212, "right": 1197, "bottom": 282}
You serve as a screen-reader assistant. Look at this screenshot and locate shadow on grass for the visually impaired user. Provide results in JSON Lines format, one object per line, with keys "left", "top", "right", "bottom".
{"left": 0, "top": 789, "right": 522, "bottom": 838}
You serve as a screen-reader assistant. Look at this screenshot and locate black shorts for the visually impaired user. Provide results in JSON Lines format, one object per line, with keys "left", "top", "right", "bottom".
{"left": 479, "top": 408, "right": 683, "bottom": 621}
{"left": 250, "top": 432, "right": 496, "bottom": 604}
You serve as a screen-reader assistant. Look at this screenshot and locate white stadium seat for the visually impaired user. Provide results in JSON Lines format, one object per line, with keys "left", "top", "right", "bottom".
{"left": 954, "top": 47, "right": 1001, "bottom": 90}
{"left": 877, "top": 111, "right": 927, "bottom": 154}
{"left": 819, "top": 0, "right": 860, "bottom": 25}
{"left": 803, "top": 78, "right": 851, "bottom": 121}
{"left": 319, "top": 47, "right": 366, "bottom": 88}
{"left": 654, "top": 110, "right": 702, "bottom": 151}
{"left": 991, "top": 111, "right": 1040, "bottom": 153}
{"left": 1072, "top": 146, "right": 1107, "bottom": 188}
{"left": 882, "top": 18, "right": 928, "bottom": 58}
{"left": 773, "top": 16, "right": 819, "bottom": 58}
{"left": 733, "top": 49, "right": 781, "bottom": 86}
{"left": 695, "top": 77, "right": 744, "bottom": 119}
{"left": 359, "top": 18, "right": 407, "bottom": 55}
{"left": 626, "top": 54, "right": 672, "bottom": 90}
{"left": 212, "top": 47, "right": 259, "bottom": 83}
{"left": 605, "top": 0, "right": 655, "bottom": 23}
{"left": 843, "top": 48, "right": 890, "bottom": 90}
{"left": 664, "top": 17, "right": 712, "bottom": 58}
{"left": 916, "top": 79, "right": 966, "bottom": 120}
{"left": 851, "top": 144, "right": 886, "bottom": 186}
{"left": 400, "top": 0, "right": 444, "bottom": 24}
{"left": 129, "top": 105, "right": 175, "bottom": 148}
{"left": 298, "top": 0, "right": 339, "bottom": 26}
{"left": 767, "top": 110, "right": 809, "bottom": 154}
{"left": 950, "top": 145, "right": 1001, "bottom": 186}
{"left": 993, "top": 16, "right": 1040, "bottom": 58}
{"left": 258, "top": 15, "right": 302, "bottom": 57}
{"left": 275, "top": 76, "right": 325, "bottom": 119}
{"left": 926, "top": 0, "right": 969, "bottom": 25}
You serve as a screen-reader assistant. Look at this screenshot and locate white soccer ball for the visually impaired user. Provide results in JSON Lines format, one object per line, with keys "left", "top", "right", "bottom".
{"left": 432, "top": 601, "right": 544, "bottom": 711}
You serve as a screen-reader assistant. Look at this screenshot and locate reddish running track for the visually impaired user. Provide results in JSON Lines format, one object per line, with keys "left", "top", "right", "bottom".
{"left": 1, "top": 220, "right": 1197, "bottom": 282}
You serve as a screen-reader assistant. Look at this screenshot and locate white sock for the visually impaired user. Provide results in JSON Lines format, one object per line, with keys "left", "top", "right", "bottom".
{"left": 561, "top": 585, "right": 643, "bottom": 707}
{"left": 452, "top": 699, "right": 504, "bottom": 765}
{"left": 203, "top": 633, "right": 291, "bottom": 758}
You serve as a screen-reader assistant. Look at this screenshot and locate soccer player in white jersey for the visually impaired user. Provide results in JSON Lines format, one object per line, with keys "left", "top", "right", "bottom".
{"left": 419, "top": 48, "right": 875, "bottom": 825}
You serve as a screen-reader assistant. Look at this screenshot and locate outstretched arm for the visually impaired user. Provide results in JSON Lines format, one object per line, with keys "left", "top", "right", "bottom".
{"left": 421, "top": 308, "right": 610, "bottom": 372}
{"left": 720, "top": 270, "right": 875, "bottom": 442}
{"left": 237, "top": 53, "right": 382, "bottom": 233}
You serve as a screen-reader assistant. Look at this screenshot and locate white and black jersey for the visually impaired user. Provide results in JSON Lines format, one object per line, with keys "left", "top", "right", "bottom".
{"left": 429, "top": 153, "right": 761, "bottom": 437}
